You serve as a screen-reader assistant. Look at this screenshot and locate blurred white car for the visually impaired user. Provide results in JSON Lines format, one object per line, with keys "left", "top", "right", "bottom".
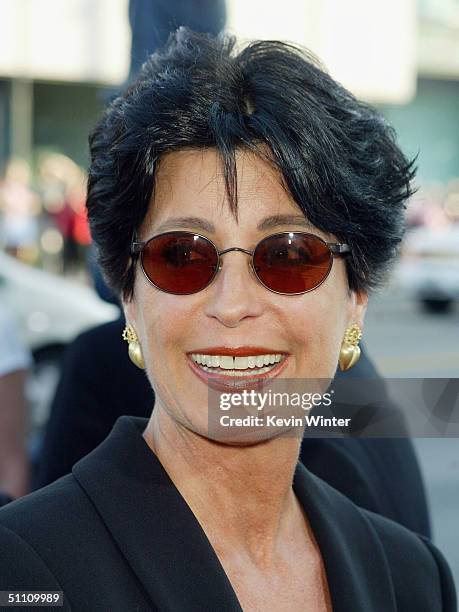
{"left": 396, "top": 225, "right": 459, "bottom": 313}
{"left": 0, "top": 251, "right": 118, "bottom": 430}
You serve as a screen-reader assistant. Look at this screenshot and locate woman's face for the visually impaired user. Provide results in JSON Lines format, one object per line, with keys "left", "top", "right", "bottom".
{"left": 124, "top": 148, "right": 367, "bottom": 442}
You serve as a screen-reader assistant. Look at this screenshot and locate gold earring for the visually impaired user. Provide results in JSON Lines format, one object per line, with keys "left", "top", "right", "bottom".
{"left": 122, "top": 324, "right": 145, "bottom": 369}
{"left": 339, "top": 324, "right": 362, "bottom": 371}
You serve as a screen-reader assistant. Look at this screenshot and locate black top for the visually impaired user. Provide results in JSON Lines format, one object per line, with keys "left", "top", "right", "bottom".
{"left": 0, "top": 416, "right": 456, "bottom": 611}
{"left": 36, "top": 318, "right": 431, "bottom": 537}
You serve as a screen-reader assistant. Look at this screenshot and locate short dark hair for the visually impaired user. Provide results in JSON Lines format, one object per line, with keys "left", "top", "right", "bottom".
{"left": 86, "top": 28, "right": 416, "bottom": 300}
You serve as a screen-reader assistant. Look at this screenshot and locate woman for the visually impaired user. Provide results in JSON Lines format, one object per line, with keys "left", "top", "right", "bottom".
{"left": 0, "top": 29, "right": 456, "bottom": 611}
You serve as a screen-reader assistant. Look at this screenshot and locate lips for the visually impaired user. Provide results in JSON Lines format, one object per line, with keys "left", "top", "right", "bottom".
{"left": 186, "top": 352, "right": 289, "bottom": 392}
{"left": 187, "top": 346, "right": 288, "bottom": 357}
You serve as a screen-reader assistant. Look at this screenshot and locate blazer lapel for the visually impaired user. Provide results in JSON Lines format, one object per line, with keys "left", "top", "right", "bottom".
{"left": 73, "top": 416, "right": 242, "bottom": 611}
{"left": 74, "top": 416, "right": 397, "bottom": 612}
{"left": 293, "top": 463, "right": 397, "bottom": 612}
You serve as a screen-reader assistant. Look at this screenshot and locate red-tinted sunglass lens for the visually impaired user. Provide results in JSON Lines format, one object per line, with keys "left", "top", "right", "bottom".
{"left": 253, "top": 234, "right": 332, "bottom": 293}
{"left": 141, "top": 233, "right": 218, "bottom": 294}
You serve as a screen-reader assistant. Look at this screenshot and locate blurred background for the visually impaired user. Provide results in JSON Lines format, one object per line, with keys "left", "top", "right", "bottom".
{"left": 0, "top": 0, "right": 458, "bottom": 582}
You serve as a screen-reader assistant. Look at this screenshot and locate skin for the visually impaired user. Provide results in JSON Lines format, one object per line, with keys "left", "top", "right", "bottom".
{"left": 0, "top": 370, "right": 30, "bottom": 499}
{"left": 124, "top": 148, "right": 367, "bottom": 610}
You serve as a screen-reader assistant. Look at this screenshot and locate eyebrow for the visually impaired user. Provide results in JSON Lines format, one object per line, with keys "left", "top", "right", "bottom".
{"left": 153, "top": 214, "right": 314, "bottom": 234}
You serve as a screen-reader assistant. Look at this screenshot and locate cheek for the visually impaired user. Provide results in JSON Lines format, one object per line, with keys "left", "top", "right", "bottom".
{"left": 140, "top": 304, "right": 180, "bottom": 358}
{"left": 135, "top": 286, "right": 198, "bottom": 376}
{"left": 136, "top": 299, "right": 186, "bottom": 409}
{"left": 289, "top": 283, "right": 349, "bottom": 376}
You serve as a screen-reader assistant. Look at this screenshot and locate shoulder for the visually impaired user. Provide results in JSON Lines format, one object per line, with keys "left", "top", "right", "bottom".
{"left": 0, "top": 523, "right": 65, "bottom": 593}
{"left": 0, "top": 475, "right": 102, "bottom": 587}
{"left": 54, "top": 318, "right": 128, "bottom": 397}
{"left": 0, "top": 474, "right": 91, "bottom": 541}
{"left": 301, "top": 437, "right": 431, "bottom": 535}
{"left": 362, "top": 509, "right": 457, "bottom": 611}
{"left": 296, "top": 465, "right": 456, "bottom": 611}
{"left": 0, "top": 466, "right": 147, "bottom": 608}
{"left": 0, "top": 477, "right": 88, "bottom": 601}
{"left": 63, "top": 318, "right": 124, "bottom": 363}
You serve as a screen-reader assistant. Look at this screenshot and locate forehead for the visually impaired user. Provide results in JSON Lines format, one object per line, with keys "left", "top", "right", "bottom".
{"left": 142, "top": 148, "right": 306, "bottom": 232}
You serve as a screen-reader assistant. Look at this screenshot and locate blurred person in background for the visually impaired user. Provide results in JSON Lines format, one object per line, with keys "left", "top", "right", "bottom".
{"left": 62, "top": 165, "right": 92, "bottom": 273}
{"left": 37, "top": 154, "right": 91, "bottom": 275}
{"left": 38, "top": 153, "right": 91, "bottom": 274}
{"left": 2, "top": 30, "right": 454, "bottom": 610}
{"left": 0, "top": 158, "right": 40, "bottom": 264}
{"left": 0, "top": 303, "right": 31, "bottom": 503}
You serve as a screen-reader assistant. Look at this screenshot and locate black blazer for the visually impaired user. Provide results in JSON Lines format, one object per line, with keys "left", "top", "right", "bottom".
{"left": 1, "top": 417, "right": 456, "bottom": 611}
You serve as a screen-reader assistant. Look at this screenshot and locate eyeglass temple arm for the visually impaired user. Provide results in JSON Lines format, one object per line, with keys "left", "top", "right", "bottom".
{"left": 328, "top": 243, "right": 351, "bottom": 255}
{"left": 131, "top": 241, "right": 144, "bottom": 255}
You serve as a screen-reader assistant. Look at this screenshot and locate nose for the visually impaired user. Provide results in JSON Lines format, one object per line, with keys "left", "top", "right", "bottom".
{"left": 204, "top": 251, "right": 264, "bottom": 327}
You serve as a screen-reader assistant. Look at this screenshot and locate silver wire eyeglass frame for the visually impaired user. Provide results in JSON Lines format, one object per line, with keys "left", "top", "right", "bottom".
{"left": 131, "top": 230, "right": 351, "bottom": 296}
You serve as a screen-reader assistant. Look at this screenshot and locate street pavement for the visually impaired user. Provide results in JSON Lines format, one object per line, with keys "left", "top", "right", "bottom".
{"left": 364, "top": 283, "right": 459, "bottom": 377}
{"left": 364, "top": 285, "right": 459, "bottom": 586}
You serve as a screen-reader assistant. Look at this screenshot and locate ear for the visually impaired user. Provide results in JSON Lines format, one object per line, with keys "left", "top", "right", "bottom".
{"left": 348, "top": 289, "right": 368, "bottom": 330}
{"left": 122, "top": 294, "right": 138, "bottom": 330}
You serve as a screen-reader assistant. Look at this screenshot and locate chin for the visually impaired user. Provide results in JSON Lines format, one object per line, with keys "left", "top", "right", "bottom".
{"left": 200, "top": 422, "right": 302, "bottom": 446}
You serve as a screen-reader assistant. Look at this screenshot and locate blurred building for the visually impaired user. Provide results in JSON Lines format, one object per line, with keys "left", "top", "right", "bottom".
{"left": 0, "top": 0, "right": 458, "bottom": 185}
{"left": 379, "top": 0, "right": 459, "bottom": 184}
{"left": 0, "top": 0, "right": 130, "bottom": 171}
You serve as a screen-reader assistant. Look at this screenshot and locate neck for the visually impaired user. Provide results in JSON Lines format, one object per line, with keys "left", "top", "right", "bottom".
{"left": 142, "top": 406, "right": 305, "bottom": 566}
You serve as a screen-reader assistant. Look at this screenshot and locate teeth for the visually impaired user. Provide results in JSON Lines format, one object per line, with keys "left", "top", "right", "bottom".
{"left": 190, "top": 353, "right": 285, "bottom": 372}
{"left": 196, "top": 365, "right": 277, "bottom": 376}
{"left": 232, "top": 357, "right": 245, "bottom": 369}
{"left": 219, "top": 356, "right": 234, "bottom": 370}
{"left": 234, "top": 357, "right": 248, "bottom": 369}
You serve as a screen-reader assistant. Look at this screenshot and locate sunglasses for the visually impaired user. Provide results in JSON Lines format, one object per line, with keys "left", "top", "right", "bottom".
{"left": 131, "top": 231, "right": 350, "bottom": 295}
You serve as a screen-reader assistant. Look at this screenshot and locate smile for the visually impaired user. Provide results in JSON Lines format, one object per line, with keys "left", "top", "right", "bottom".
{"left": 186, "top": 350, "right": 289, "bottom": 391}
{"left": 190, "top": 353, "right": 285, "bottom": 376}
